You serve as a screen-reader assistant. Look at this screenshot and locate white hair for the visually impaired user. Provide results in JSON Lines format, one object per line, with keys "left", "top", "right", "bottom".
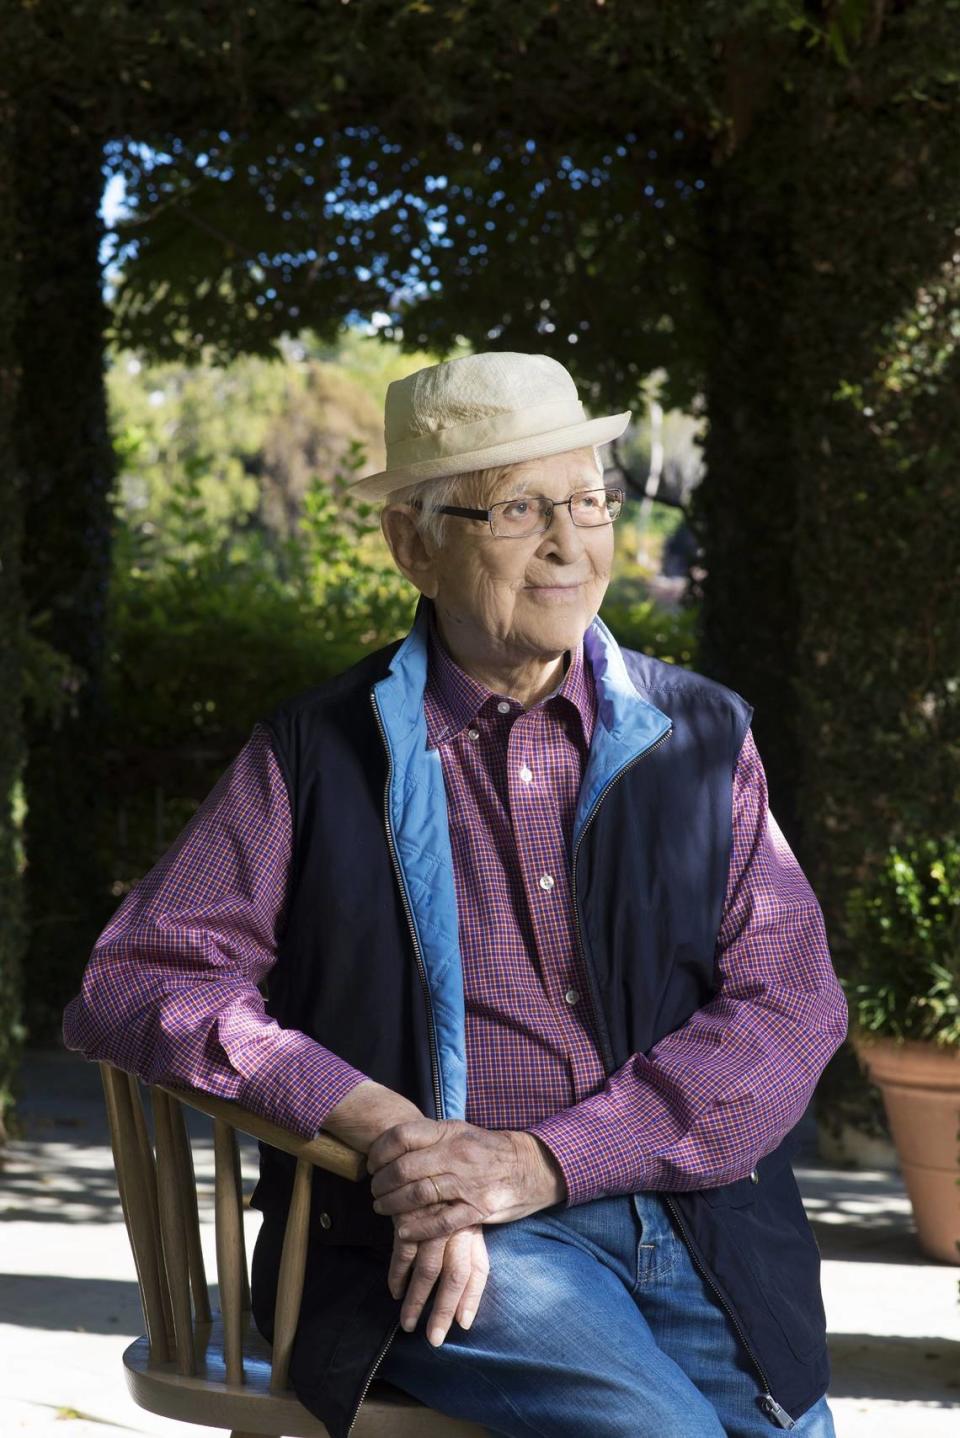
{"left": 383, "top": 446, "right": 603, "bottom": 550}
{"left": 382, "top": 465, "right": 512, "bottom": 550}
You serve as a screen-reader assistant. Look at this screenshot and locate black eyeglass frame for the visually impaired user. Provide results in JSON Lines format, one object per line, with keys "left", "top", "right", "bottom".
{"left": 409, "top": 484, "right": 626, "bottom": 538}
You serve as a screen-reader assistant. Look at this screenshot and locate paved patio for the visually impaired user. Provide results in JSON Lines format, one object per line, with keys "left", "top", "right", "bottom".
{"left": 1, "top": 1049, "right": 958, "bottom": 1437}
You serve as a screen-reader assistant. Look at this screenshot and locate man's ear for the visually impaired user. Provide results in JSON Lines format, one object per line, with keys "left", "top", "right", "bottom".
{"left": 380, "top": 503, "right": 440, "bottom": 599}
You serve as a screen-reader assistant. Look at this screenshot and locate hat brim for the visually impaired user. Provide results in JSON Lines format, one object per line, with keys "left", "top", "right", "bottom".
{"left": 348, "top": 410, "right": 632, "bottom": 501}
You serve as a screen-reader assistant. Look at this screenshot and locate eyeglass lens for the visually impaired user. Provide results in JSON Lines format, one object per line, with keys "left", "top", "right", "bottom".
{"left": 491, "top": 486, "right": 623, "bottom": 536}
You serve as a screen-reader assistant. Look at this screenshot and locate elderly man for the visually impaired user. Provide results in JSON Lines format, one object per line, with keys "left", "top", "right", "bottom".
{"left": 63, "top": 351, "right": 847, "bottom": 1438}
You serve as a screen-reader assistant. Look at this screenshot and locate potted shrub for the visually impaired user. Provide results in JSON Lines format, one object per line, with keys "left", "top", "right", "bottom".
{"left": 843, "top": 835, "right": 960, "bottom": 1264}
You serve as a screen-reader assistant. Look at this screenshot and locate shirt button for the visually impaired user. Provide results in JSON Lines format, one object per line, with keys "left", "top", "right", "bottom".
{"left": 519, "top": 765, "right": 533, "bottom": 783}
{"left": 319, "top": 1211, "right": 333, "bottom": 1229}
{"left": 467, "top": 727, "right": 480, "bottom": 741}
{"left": 538, "top": 874, "right": 555, "bottom": 891}
{"left": 564, "top": 988, "right": 579, "bottom": 1005}
{"left": 497, "top": 700, "right": 511, "bottom": 714}
{"left": 749, "top": 1169, "right": 759, "bottom": 1184}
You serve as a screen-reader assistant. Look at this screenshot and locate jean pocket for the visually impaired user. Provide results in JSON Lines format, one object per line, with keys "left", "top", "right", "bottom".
{"left": 632, "top": 1192, "right": 682, "bottom": 1287}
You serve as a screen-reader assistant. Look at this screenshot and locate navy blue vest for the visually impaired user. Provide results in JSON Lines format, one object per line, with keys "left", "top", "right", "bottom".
{"left": 248, "top": 594, "right": 829, "bottom": 1436}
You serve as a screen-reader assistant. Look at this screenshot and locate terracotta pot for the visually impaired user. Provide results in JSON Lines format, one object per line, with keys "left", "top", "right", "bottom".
{"left": 852, "top": 1034, "right": 960, "bottom": 1265}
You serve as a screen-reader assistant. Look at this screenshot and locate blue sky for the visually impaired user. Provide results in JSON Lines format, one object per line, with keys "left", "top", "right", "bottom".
{"left": 99, "top": 171, "right": 129, "bottom": 302}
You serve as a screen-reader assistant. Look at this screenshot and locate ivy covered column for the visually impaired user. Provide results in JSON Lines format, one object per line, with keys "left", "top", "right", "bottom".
{"left": 0, "top": 58, "right": 27, "bottom": 1139}
{"left": 692, "top": 75, "right": 807, "bottom": 851}
{"left": 789, "top": 48, "right": 960, "bottom": 1133}
{"left": 13, "top": 95, "right": 117, "bottom": 1042}
{"left": 691, "top": 13, "right": 960, "bottom": 1139}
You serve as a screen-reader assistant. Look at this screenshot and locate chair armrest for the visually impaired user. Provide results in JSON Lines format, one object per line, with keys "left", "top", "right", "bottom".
{"left": 155, "top": 1082, "right": 366, "bottom": 1182}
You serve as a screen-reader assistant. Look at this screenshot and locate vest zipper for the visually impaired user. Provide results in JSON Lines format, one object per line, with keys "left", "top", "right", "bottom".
{"left": 370, "top": 690, "right": 445, "bottom": 1121}
{"left": 662, "top": 1194, "right": 795, "bottom": 1429}
{"left": 570, "top": 723, "right": 796, "bottom": 1431}
{"left": 348, "top": 693, "right": 445, "bottom": 1433}
{"left": 346, "top": 1316, "right": 403, "bottom": 1435}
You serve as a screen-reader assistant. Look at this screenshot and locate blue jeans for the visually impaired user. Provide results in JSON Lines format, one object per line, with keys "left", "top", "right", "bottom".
{"left": 378, "top": 1190, "right": 836, "bottom": 1437}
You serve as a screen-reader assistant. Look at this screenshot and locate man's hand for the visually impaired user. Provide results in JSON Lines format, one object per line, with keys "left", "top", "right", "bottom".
{"left": 323, "top": 1082, "right": 494, "bottom": 1334}
{"left": 367, "top": 1118, "right": 567, "bottom": 1241}
{"left": 389, "top": 1222, "right": 490, "bottom": 1346}
{"left": 322, "top": 1079, "right": 424, "bottom": 1155}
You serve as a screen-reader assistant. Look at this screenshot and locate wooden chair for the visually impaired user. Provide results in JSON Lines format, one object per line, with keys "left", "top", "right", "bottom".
{"left": 98, "top": 1062, "right": 486, "bottom": 1437}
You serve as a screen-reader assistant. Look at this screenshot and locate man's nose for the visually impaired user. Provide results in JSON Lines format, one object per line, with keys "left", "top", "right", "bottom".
{"left": 540, "top": 501, "right": 587, "bottom": 555}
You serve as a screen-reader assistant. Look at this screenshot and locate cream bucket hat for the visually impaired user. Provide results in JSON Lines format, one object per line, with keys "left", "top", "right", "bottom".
{"left": 348, "top": 350, "right": 632, "bottom": 501}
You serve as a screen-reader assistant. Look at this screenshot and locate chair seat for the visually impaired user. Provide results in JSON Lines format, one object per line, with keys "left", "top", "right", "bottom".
{"left": 122, "top": 1314, "right": 487, "bottom": 1437}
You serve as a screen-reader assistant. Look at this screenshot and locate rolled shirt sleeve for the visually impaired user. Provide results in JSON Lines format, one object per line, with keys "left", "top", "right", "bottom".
{"left": 526, "top": 725, "right": 849, "bottom": 1205}
{"left": 61, "top": 722, "right": 371, "bottom": 1138}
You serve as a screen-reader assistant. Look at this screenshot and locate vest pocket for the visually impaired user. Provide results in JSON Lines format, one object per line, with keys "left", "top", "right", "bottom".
{"left": 701, "top": 1162, "right": 827, "bottom": 1364}
{"left": 254, "top": 1147, "right": 394, "bottom": 1250}
{"left": 699, "top": 1139, "right": 792, "bottom": 1209}
{"left": 699, "top": 1170, "right": 760, "bottom": 1208}
{"left": 689, "top": 1146, "right": 827, "bottom": 1364}
{"left": 716, "top": 1198, "right": 826, "bottom": 1361}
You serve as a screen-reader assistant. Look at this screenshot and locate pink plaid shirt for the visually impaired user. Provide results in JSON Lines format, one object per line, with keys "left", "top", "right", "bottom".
{"left": 63, "top": 610, "right": 846, "bottom": 1203}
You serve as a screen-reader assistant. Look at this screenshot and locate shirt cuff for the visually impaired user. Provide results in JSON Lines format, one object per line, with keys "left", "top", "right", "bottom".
{"left": 238, "top": 1029, "right": 371, "bottom": 1139}
{"left": 527, "top": 1095, "right": 638, "bottom": 1207}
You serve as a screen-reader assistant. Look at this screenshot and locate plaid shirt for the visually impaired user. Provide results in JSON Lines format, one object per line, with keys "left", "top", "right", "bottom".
{"left": 63, "top": 611, "right": 846, "bottom": 1203}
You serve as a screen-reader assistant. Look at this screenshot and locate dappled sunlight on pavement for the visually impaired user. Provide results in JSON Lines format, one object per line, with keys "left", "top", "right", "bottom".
{"left": 794, "top": 1163, "right": 960, "bottom": 1435}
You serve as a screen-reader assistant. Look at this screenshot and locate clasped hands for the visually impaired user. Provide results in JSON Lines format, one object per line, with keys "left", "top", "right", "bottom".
{"left": 365, "top": 1117, "right": 566, "bottom": 1347}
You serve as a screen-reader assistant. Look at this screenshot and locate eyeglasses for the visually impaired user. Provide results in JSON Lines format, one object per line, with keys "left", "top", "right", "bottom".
{"left": 411, "top": 483, "right": 625, "bottom": 539}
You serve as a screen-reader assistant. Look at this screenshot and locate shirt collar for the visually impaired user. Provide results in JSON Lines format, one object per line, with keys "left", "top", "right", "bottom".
{"left": 423, "top": 597, "right": 594, "bottom": 749}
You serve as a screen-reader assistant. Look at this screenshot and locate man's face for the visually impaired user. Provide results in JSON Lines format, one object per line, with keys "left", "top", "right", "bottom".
{"left": 419, "top": 447, "right": 615, "bottom": 662}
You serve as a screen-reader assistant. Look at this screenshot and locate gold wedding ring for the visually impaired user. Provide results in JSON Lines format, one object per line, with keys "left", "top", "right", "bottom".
{"left": 430, "top": 1176, "right": 443, "bottom": 1205}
